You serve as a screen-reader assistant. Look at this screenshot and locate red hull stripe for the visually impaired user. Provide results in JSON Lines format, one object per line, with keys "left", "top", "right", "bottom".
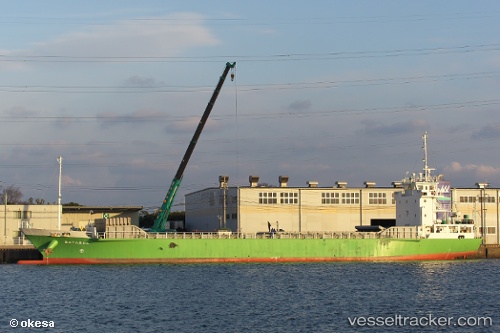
{"left": 17, "top": 251, "right": 477, "bottom": 265}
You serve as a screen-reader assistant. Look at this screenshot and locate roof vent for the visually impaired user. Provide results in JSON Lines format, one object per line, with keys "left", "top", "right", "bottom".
{"left": 476, "top": 182, "right": 489, "bottom": 189}
{"left": 336, "top": 181, "right": 347, "bottom": 188}
{"left": 307, "top": 181, "right": 318, "bottom": 188}
{"left": 364, "top": 181, "right": 376, "bottom": 188}
{"left": 219, "top": 175, "right": 229, "bottom": 188}
{"left": 279, "top": 176, "right": 289, "bottom": 187}
{"left": 391, "top": 181, "right": 403, "bottom": 188}
{"left": 249, "top": 175, "right": 259, "bottom": 187}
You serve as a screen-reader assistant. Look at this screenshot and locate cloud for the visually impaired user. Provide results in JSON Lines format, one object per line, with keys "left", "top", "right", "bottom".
{"left": 164, "top": 116, "right": 198, "bottom": 134}
{"left": 255, "top": 28, "right": 279, "bottom": 36}
{"left": 97, "top": 109, "right": 165, "bottom": 128}
{"left": 50, "top": 108, "right": 75, "bottom": 129}
{"left": 445, "top": 161, "right": 500, "bottom": 180}
{"left": 163, "top": 116, "right": 223, "bottom": 135}
{"left": 62, "top": 175, "right": 83, "bottom": 186}
{"left": 3, "top": 106, "right": 37, "bottom": 117}
{"left": 48, "top": 13, "right": 217, "bottom": 57}
{"left": 359, "top": 119, "right": 429, "bottom": 136}
{"left": 288, "top": 100, "right": 312, "bottom": 112}
{"left": 53, "top": 117, "right": 74, "bottom": 129}
{"left": 4, "top": 12, "right": 219, "bottom": 63}
{"left": 124, "top": 76, "right": 164, "bottom": 87}
{"left": 471, "top": 125, "right": 500, "bottom": 140}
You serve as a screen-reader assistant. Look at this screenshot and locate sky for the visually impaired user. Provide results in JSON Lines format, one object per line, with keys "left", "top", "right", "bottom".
{"left": 1, "top": 1, "right": 500, "bottom": 211}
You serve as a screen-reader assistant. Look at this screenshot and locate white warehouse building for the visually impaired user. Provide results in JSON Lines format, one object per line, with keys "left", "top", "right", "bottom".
{"left": 185, "top": 176, "right": 500, "bottom": 245}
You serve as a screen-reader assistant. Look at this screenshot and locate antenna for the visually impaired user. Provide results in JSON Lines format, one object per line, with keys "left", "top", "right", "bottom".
{"left": 57, "top": 156, "right": 63, "bottom": 230}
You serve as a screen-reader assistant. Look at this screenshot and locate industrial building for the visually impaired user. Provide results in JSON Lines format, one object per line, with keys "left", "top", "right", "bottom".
{"left": 185, "top": 176, "right": 500, "bottom": 245}
{"left": 0, "top": 205, "right": 142, "bottom": 245}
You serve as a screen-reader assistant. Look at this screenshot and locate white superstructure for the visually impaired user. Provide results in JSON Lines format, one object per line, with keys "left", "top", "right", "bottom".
{"left": 395, "top": 133, "right": 475, "bottom": 239}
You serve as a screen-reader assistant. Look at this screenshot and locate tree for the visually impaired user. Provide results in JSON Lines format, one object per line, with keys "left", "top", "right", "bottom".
{"left": 63, "top": 202, "right": 81, "bottom": 206}
{"left": 0, "top": 185, "right": 24, "bottom": 204}
{"left": 0, "top": 185, "right": 72, "bottom": 205}
{"left": 139, "top": 210, "right": 157, "bottom": 228}
{"left": 139, "top": 210, "right": 185, "bottom": 228}
{"left": 169, "top": 211, "right": 185, "bottom": 222}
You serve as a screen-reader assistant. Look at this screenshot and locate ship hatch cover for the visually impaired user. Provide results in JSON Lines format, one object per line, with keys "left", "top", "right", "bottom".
{"left": 355, "top": 225, "right": 385, "bottom": 232}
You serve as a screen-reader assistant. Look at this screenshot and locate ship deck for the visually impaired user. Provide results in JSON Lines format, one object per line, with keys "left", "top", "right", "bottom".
{"left": 105, "top": 226, "right": 423, "bottom": 240}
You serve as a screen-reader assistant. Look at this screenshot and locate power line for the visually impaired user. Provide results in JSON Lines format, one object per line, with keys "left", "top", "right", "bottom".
{"left": 0, "top": 98, "right": 497, "bottom": 124}
{"left": 0, "top": 11, "right": 499, "bottom": 25}
{"left": 1, "top": 43, "right": 499, "bottom": 63}
{"left": 0, "top": 70, "right": 499, "bottom": 94}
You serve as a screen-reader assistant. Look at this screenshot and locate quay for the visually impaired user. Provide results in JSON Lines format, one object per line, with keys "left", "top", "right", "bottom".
{"left": 469, "top": 244, "right": 500, "bottom": 259}
{"left": 0, "top": 245, "right": 42, "bottom": 264}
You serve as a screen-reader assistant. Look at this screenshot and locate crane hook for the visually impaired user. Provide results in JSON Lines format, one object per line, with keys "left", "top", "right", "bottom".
{"left": 230, "top": 67, "right": 235, "bottom": 81}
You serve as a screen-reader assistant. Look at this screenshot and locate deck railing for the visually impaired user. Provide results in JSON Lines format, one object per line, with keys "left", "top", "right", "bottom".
{"left": 379, "top": 226, "right": 419, "bottom": 239}
{"left": 100, "top": 229, "right": 420, "bottom": 240}
{"left": 146, "top": 231, "right": 385, "bottom": 240}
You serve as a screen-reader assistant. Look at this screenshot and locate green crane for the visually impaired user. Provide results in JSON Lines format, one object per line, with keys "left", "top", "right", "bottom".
{"left": 151, "top": 62, "right": 236, "bottom": 232}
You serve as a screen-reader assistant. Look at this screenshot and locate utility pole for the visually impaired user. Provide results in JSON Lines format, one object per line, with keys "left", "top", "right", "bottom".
{"left": 4, "top": 193, "right": 7, "bottom": 245}
{"left": 476, "top": 182, "right": 489, "bottom": 244}
{"left": 219, "top": 175, "right": 229, "bottom": 229}
{"left": 482, "top": 188, "right": 485, "bottom": 244}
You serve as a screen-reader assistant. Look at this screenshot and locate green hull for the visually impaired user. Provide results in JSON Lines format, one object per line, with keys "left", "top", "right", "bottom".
{"left": 19, "top": 232, "right": 482, "bottom": 264}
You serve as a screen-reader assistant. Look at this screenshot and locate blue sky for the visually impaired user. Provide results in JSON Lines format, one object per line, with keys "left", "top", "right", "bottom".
{"left": 1, "top": 1, "right": 500, "bottom": 210}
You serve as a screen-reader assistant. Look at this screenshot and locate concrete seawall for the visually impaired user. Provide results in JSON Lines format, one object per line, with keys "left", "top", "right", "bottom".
{"left": 468, "top": 244, "right": 500, "bottom": 259}
{"left": 0, "top": 246, "right": 42, "bottom": 264}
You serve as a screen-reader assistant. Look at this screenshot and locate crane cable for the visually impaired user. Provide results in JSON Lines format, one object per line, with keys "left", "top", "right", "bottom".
{"left": 232, "top": 65, "right": 239, "bottom": 185}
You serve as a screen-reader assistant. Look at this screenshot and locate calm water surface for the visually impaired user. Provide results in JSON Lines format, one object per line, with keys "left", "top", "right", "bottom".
{"left": 1, "top": 260, "right": 499, "bottom": 332}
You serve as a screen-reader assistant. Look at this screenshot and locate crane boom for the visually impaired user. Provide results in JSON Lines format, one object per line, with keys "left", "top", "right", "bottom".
{"left": 151, "top": 62, "right": 236, "bottom": 232}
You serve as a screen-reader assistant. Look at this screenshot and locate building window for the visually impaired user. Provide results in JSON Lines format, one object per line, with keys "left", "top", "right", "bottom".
{"left": 459, "top": 196, "right": 475, "bottom": 203}
{"left": 280, "top": 192, "right": 298, "bottom": 204}
{"left": 259, "top": 192, "right": 277, "bottom": 204}
{"left": 459, "top": 196, "right": 496, "bottom": 203}
{"left": 479, "top": 196, "right": 496, "bottom": 203}
{"left": 369, "top": 193, "right": 387, "bottom": 204}
{"left": 342, "top": 192, "right": 359, "bottom": 204}
{"left": 321, "top": 192, "right": 340, "bottom": 204}
{"left": 13, "top": 211, "right": 32, "bottom": 219}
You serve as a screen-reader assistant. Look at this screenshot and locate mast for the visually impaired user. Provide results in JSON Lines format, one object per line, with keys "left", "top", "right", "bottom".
{"left": 422, "top": 132, "right": 434, "bottom": 181}
{"left": 57, "top": 156, "right": 63, "bottom": 230}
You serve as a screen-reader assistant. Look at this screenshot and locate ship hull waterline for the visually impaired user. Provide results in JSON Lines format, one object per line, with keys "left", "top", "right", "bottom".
{"left": 18, "top": 233, "right": 482, "bottom": 265}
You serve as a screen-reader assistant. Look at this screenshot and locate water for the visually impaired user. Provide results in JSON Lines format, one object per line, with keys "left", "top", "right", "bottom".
{"left": 1, "top": 260, "right": 499, "bottom": 332}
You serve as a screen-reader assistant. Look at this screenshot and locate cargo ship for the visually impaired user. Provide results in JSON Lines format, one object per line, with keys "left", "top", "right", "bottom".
{"left": 18, "top": 63, "right": 481, "bottom": 264}
{"left": 18, "top": 134, "right": 482, "bottom": 264}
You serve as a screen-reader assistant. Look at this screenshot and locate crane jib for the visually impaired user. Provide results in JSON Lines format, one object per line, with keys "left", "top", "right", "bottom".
{"left": 151, "top": 62, "right": 236, "bottom": 232}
